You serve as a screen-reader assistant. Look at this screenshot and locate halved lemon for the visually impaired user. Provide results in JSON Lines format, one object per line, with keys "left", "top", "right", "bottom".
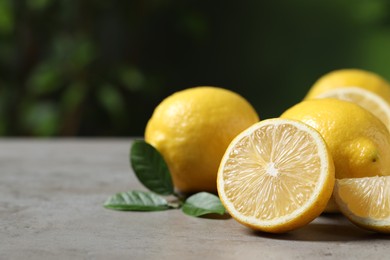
{"left": 333, "top": 176, "right": 390, "bottom": 233}
{"left": 316, "top": 87, "right": 390, "bottom": 131}
{"left": 217, "top": 118, "right": 335, "bottom": 233}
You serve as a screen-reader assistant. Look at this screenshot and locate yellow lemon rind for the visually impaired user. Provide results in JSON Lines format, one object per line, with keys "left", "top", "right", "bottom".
{"left": 315, "top": 87, "right": 390, "bottom": 131}
{"left": 304, "top": 69, "right": 390, "bottom": 105}
{"left": 145, "top": 86, "right": 259, "bottom": 193}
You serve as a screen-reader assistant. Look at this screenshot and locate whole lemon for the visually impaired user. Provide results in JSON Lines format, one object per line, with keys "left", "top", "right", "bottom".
{"left": 145, "top": 86, "right": 259, "bottom": 193}
{"left": 305, "top": 69, "right": 390, "bottom": 104}
{"left": 281, "top": 98, "right": 390, "bottom": 180}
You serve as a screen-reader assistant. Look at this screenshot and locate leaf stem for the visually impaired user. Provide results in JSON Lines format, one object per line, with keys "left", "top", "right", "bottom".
{"left": 173, "top": 192, "right": 187, "bottom": 202}
{"left": 167, "top": 200, "right": 183, "bottom": 209}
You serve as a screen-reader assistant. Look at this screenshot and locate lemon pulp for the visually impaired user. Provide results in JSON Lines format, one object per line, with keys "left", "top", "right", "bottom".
{"left": 334, "top": 176, "right": 390, "bottom": 233}
{"left": 218, "top": 119, "right": 334, "bottom": 233}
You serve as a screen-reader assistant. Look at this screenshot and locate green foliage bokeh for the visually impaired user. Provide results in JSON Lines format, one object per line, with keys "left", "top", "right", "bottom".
{"left": 1, "top": 0, "right": 390, "bottom": 136}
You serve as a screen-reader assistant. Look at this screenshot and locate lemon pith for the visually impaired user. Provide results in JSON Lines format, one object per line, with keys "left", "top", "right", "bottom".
{"left": 217, "top": 118, "right": 335, "bottom": 233}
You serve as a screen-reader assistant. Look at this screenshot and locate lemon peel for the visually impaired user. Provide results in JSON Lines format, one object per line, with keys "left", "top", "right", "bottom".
{"left": 145, "top": 86, "right": 259, "bottom": 193}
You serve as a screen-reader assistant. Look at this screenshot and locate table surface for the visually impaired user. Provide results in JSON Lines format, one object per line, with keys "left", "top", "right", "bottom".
{"left": 1, "top": 139, "right": 389, "bottom": 260}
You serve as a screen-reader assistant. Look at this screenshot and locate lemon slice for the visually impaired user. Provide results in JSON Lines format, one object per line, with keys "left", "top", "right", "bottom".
{"left": 217, "top": 118, "right": 335, "bottom": 233}
{"left": 333, "top": 176, "right": 390, "bottom": 233}
{"left": 316, "top": 87, "right": 390, "bottom": 131}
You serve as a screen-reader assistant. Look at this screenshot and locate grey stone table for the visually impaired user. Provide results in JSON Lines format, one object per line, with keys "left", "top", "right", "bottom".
{"left": 1, "top": 139, "right": 389, "bottom": 259}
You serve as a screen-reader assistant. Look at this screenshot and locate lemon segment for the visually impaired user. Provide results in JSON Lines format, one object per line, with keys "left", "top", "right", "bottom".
{"left": 145, "top": 86, "right": 259, "bottom": 193}
{"left": 316, "top": 87, "right": 390, "bottom": 131}
{"left": 217, "top": 118, "right": 335, "bottom": 233}
{"left": 333, "top": 176, "right": 390, "bottom": 233}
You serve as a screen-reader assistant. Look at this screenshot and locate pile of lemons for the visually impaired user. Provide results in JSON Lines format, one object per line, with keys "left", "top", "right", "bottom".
{"left": 145, "top": 69, "right": 390, "bottom": 234}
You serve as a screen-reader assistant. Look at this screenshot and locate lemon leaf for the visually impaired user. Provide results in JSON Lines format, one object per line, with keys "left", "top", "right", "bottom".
{"left": 182, "top": 192, "right": 226, "bottom": 217}
{"left": 130, "top": 140, "right": 174, "bottom": 195}
{"left": 104, "top": 190, "right": 170, "bottom": 211}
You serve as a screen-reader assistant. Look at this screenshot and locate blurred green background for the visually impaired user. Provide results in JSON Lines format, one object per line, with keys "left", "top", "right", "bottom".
{"left": 2, "top": 0, "right": 390, "bottom": 136}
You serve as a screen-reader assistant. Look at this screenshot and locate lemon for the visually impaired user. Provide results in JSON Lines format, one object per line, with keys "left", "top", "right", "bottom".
{"left": 281, "top": 99, "right": 390, "bottom": 180}
{"left": 333, "top": 176, "right": 390, "bottom": 233}
{"left": 145, "top": 86, "right": 259, "bottom": 193}
{"left": 305, "top": 69, "right": 390, "bottom": 105}
{"left": 316, "top": 87, "right": 390, "bottom": 132}
{"left": 217, "top": 118, "right": 335, "bottom": 233}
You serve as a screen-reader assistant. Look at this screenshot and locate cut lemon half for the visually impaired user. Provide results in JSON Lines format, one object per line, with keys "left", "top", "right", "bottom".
{"left": 333, "top": 176, "right": 390, "bottom": 233}
{"left": 217, "top": 118, "right": 335, "bottom": 233}
{"left": 316, "top": 87, "right": 390, "bottom": 131}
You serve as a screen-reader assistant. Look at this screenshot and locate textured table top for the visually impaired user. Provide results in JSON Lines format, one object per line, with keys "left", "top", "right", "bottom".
{"left": 1, "top": 139, "right": 389, "bottom": 259}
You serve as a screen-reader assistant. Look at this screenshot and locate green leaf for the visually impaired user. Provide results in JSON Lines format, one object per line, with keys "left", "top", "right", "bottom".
{"left": 97, "top": 84, "right": 125, "bottom": 115}
{"left": 119, "top": 66, "right": 145, "bottom": 91}
{"left": 104, "top": 190, "right": 170, "bottom": 211}
{"left": 27, "top": 63, "right": 62, "bottom": 95}
{"left": 0, "top": 0, "right": 13, "bottom": 34}
{"left": 182, "top": 192, "right": 226, "bottom": 217}
{"left": 130, "top": 140, "right": 174, "bottom": 195}
{"left": 27, "top": 0, "right": 53, "bottom": 11}
{"left": 61, "top": 81, "right": 87, "bottom": 112}
{"left": 21, "top": 101, "right": 59, "bottom": 136}
{"left": 71, "top": 37, "right": 96, "bottom": 69}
